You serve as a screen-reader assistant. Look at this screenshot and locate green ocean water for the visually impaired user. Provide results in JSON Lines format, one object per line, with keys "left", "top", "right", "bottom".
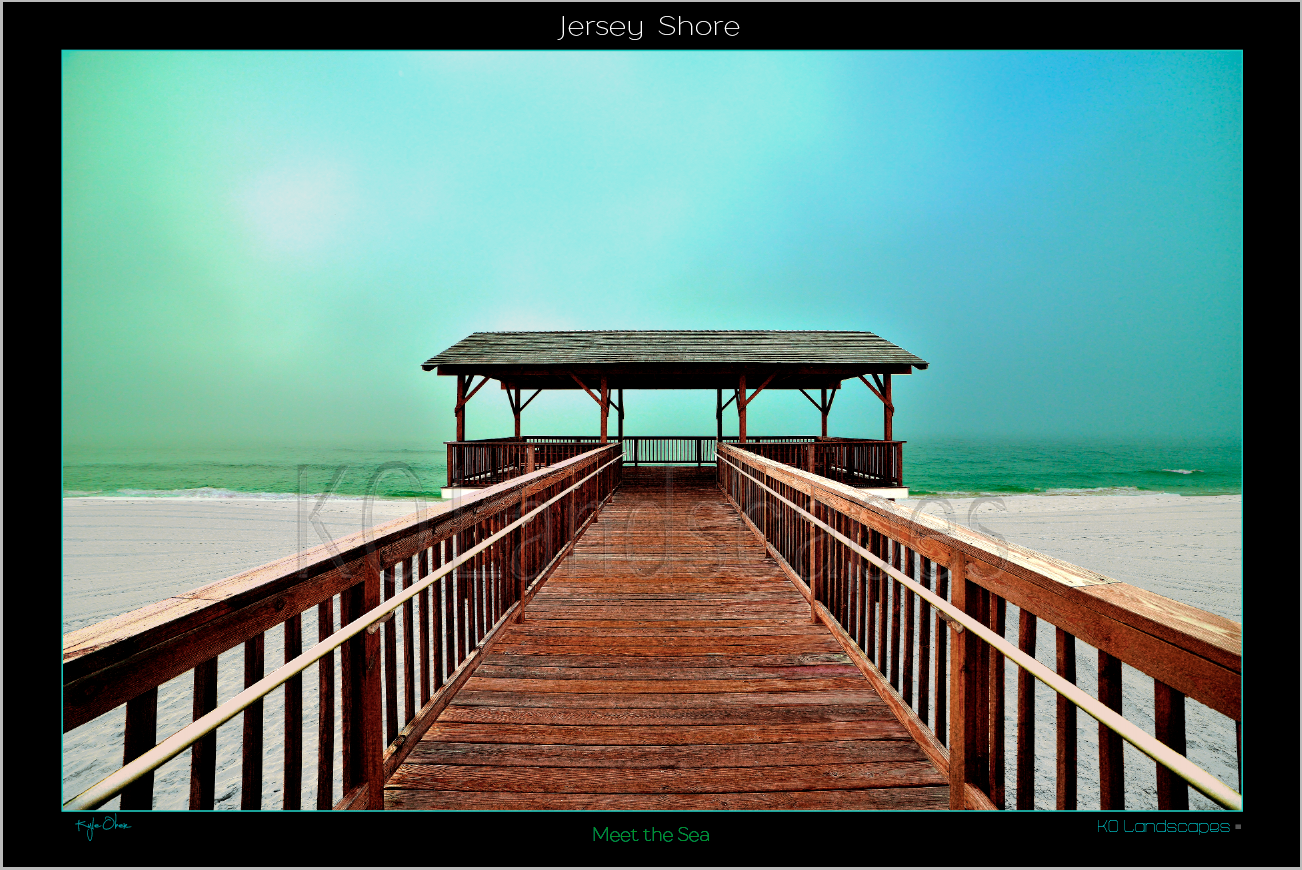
{"left": 61, "top": 438, "right": 1241, "bottom": 500}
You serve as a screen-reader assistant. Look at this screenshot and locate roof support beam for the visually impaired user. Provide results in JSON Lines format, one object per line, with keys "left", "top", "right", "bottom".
{"left": 569, "top": 372, "right": 604, "bottom": 407}
{"left": 859, "top": 374, "right": 894, "bottom": 412}
{"left": 454, "top": 375, "right": 491, "bottom": 412}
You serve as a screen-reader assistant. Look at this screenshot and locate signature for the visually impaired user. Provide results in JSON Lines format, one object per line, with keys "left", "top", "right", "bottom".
{"left": 75, "top": 814, "right": 131, "bottom": 841}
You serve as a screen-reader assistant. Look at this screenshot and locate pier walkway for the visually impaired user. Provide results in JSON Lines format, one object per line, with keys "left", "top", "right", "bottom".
{"left": 385, "top": 468, "right": 948, "bottom": 810}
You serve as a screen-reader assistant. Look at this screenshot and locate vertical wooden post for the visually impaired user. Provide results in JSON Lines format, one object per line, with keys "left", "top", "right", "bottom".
{"left": 883, "top": 373, "right": 893, "bottom": 441}
{"left": 738, "top": 375, "right": 747, "bottom": 443}
{"left": 526, "top": 444, "right": 535, "bottom": 474}
{"left": 806, "top": 443, "right": 814, "bottom": 474}
{"left": 513, "top": 388, "right": 521, "bottom": 439}
{"left": 808, "top": 489, "right": 818, "bottom": 624}
{"left": 1016, "top": 609, "right": 1036, "bottom": 810}
{"left": 1098, "top": 651, "right": 1124, "bottom": 809}
{"left": 821, "top": 388, "right": 828, "bottom": 438}
{"left": 600, "top": 376, "right": 609, "bottom": 443}
{"left": 316, "top": 600, "right": 334, "bottom": 809}
{"left": 934, "top": 564, "right": 948, "bottom": 747}
{"left": 241, "top": 633, "right": 264, "bottom": 809}
{"left": 1056, "top": 628, "right": 1077, "bottom": 810}
{"left": 121, "top": 688, "right": 158, "bottom": 810}
{"left": 988, "top": 595, "right": 1006, "bottom": 809}
{"left": 284, "top": 613, "right": 303, "bottom": 810}
{"left": 362, "top": 561, "right": 384, "bottom": 809}
{"left": 190, "top": 657, "right": 218, "bottom": 809}
{"left": 947, "top": 552, "right": 972, "bottom": 809}
{"left": 1155, "top": 680, "right": 1188, "bottom": 809}
{"left": 717, "top": 388, "right": 723, "bottom": 441}
{"left": 455, "top": 375, "right": 466, "bottom": 442}
{"left": 618, "top": 388, "right": 624, "bottom": 440}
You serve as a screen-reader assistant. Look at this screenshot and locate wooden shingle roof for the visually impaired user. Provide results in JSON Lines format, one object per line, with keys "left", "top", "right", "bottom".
{"left": 422, "top": 330, "right": 927, "bottom": 390}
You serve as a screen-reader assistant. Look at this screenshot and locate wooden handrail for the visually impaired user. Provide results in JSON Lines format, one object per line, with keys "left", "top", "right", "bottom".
{"left": 715, "top": 444, "right": 1241, "bottom": 811}
{"left": 64, "top": 443, "right": 624, "bottom": 810}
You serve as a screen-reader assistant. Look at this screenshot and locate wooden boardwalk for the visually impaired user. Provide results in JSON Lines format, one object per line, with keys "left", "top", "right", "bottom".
{"left": 386, "top": 467, "right": 949, "bottom": 809}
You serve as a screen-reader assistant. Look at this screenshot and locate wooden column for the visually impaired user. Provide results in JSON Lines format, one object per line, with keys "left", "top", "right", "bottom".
{"left": 513, "top": 388, "right": 521, "bottom": 439}
{"left": 1015, "top": 609, "right": 1037, "bottom": 809}
{"left": 121, "top": 688, "right": 158, "bottom": 809}
{"left": 883, "top": 374, "right": 893, "bottom": 441}
{"left": 1056, "top": 628, "right": 1077, "bottom": 809}
{"left": 190, "top": 657, "right": 218, "bottom": 809}
{"left": 821, "top": 388, "right": 828, "bottom": 438}
{"left": 1098, "top": 651, "right": 1124, "bottom": 810}
{"left": 948, "top": 551, "right": 984, "bottom": 809}
{"left": 455, "top": 375, "right": 466, "bottom": 442}
{"left": 617, "top": 388, "right": 624, "bottom": 440}
{"left": 1155, "top": 680, "right": 1188, "bottom": 809}
{"left": 600, "top": 376, "right": 609, "bottom": 443}
{"left": 738, "top": 374, "right": 747, "bottom": 443}
{"left": 717, "top": 389, "right": 723, "bottom": 441}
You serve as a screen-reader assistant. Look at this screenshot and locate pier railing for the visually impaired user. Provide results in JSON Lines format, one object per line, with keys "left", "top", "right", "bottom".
{"left": 63, "top": 443, "right": 624, "bottom": 811}
{"left": 716, "top": 443, "right": 1241, "bottom": 811}
{"left": 734, "top": 438, "right": 904, "bottom": 488}
{"left": 448, "top": 436, "right": 900, "bottom": 488}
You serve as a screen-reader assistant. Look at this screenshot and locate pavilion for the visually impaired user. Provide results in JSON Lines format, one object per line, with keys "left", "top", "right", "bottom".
{"left": 422, "top": 330, "right": 928, "bottom": 498}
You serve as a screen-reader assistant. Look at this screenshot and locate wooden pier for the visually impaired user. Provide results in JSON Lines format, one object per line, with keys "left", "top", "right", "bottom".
{"left": 63, "top": 331, "right": 1241, "bottom": 813}
{"left": 386, "top": 468, "right": 947, "bottom": 809}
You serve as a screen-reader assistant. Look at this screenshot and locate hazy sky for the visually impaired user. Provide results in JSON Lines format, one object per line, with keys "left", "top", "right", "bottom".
{"left": 62, "top": 51, "right": 1242, "bottom": 450}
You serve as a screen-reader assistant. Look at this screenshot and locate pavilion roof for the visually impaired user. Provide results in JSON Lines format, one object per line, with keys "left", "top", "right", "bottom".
{"left": 422, "top": 330, "right": 927, "bottom": 390}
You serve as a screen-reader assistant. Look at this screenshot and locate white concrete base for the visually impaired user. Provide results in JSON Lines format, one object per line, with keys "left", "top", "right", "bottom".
{"left": 858, "top": 487, "right": 908, "bottom": 500}
{"left": 439, "top": 487, "right": 483, "bottom": 501}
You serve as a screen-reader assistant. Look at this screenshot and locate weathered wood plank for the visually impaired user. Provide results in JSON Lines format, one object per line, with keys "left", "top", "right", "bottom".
{"left": 387, "top": 466, "right": 949, "bottom": 810}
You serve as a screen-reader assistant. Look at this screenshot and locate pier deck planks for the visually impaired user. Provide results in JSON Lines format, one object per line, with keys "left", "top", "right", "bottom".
{"left": 385, "top": 467, "right": 949, "bottom": 810}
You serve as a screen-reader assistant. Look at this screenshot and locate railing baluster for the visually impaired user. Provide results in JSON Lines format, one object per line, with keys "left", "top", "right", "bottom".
{"left": 418, "top": 550, "right": 431, "bottom": 708}
{"left": 902, "top": 547, "right": 915, "bottom": 707}
{"left": 284, "top": 613, "right": 303, "bottom": 810}
{"left": 989, "top": 594, "right": 1007, "bottom": 809}
{"left": 890, "top": 539, "right": 902, "bottom": 690}
{"left": 455, "top": 533, "right": 467, "bottom": 668}
{"left": 190, "top": 657, "right": 218, "bottom": 809}
{"left": 1056, "top": 628, "right": 1077, "bottom": 810}
{"left": 1098, "top": 650, "right": 1124, "bottom": 809}
{"left": 436, "top": 543, "right": 448, "bottom": 688}
{"left": 241, "top": 633, "right": 264, "bottom": 809}
{"left": 934, "top": 564, "right": 948, "bottom": 746}
{"left": 917, "top": 557, "right": 932, "bottom": 728}
{"left": 403, "top": 557, "right": 416, "bottom": 728}
{"left": 316, "top": 598, "right": 334, "bottom": 809}
{"left": 874, "top": 531, "right": 886, "bottom": 668}
{"left": 121, "top": 687, "right": 158, "bottom": 810}
{"left": 1155, "top": 680, "right": 1188, "bottom": 809}
{"left": 1016, "top": 608, "right": 1036, "bottom": 809}
{"left": 383, "top": 565, "right": 399, "bottom": 748}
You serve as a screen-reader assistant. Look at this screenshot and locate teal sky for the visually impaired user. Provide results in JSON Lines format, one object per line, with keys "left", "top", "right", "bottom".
{"left": 62, "top": 51, "right": 1242, "bottom": 451}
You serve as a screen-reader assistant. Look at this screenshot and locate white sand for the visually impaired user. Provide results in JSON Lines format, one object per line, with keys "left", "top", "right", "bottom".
{"left": 63, "top": 492, "right": 1242, "bottom": 634}
{"left": 895, "top": 493, "right": 1241, "bottom": 623}
{"left": 62, "top": 497, "right": 432, "bottom": 634}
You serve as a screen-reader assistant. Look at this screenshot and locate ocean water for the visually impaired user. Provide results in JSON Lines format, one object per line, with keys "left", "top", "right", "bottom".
{"left": 901, "top": 437, "right": 1241, "bottom": 497}
{"left": 60, "top": 438, "right": 1241, "bottom": 500}
{"left": 62, "top": 445, "right": 449, "bottom": 500}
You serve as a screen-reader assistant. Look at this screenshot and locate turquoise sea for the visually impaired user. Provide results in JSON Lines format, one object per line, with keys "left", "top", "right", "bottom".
{"left": 62, "top": 438, "right": 1241, "bottom": 500}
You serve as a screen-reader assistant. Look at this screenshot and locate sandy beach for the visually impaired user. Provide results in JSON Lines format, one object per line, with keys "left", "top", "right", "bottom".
{"left": 62, "top": 496, "right": 431, "bottom": 634}
{"left": 895, "top": 493, "right": 1241, "bottom": 623}
{"left": 63, "top": 492, "right": 1241, "bottom": 633}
